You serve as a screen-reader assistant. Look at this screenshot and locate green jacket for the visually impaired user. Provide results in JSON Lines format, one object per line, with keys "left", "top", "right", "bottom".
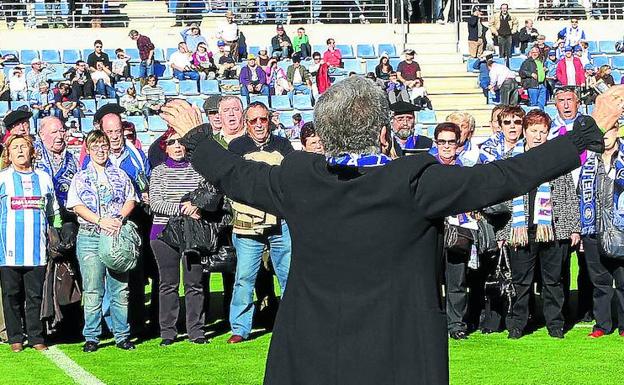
{"left": 293, "top": 35, "right": 309, "bottom": 53}
{"left": 286, "top": 65, "right": 311, "bottom": 85}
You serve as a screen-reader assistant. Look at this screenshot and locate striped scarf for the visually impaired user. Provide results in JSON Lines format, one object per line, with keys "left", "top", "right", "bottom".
{"left": 510, "top": 140, "right": 554, "bottom": 246}
{"left": 326, "top": 153, "right": 392, "bottom": 168}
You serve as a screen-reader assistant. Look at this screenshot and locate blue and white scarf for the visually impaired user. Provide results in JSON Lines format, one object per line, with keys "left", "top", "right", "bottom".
{"left": 326, "top": 153, "right": 392, "bottom": 168}
{"left": 34, "top": 139, "right": 78, "bottom": 207}
{"left": 402, "top": 135, "right": 421, "bottom": 150}
{"left": 510, "top": 140, "right": 554, "bottom": 246}
{"left": 478, "top": 131, "right": 506, "bottom": 164}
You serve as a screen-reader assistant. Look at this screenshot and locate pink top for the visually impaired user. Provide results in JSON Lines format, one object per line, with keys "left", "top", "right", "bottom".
{"left": 323, "top": 49, "right": 342, "bottom": 67}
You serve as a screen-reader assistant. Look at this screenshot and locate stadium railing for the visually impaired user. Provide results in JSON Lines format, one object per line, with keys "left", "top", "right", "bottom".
{"left": 458, "top": 0, "right": 624, "bottom": 21}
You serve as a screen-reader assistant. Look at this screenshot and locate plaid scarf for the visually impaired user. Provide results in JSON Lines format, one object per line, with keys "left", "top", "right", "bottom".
{"left": 326, "top": 153, "right": 393, "bottom": 168}
{"left": 510, "top": 140, "right": 554, "bottom": 246}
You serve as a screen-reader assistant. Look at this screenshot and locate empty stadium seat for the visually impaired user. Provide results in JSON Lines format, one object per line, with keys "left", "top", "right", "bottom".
{"left": 337, "top": 44, "right": 355, "bottom": 59}
{"left": 148, "top": 115, "right": 168, "bottom": 131}
{"left": 186, "top": 96, "right": 206, "bottom": 111}
{"left": 612, "top": 69, "right": 622, "bottom": 84}
{"left": 417, "top": 110, "right": 437, "bottom": 124}
{"left": 587, "top": 41, "right": 600, "bottom": 55}
{"left": 130, "top": 64, "right": 142, "bottom": 79}
{"left": 49, "top": 64, "right": 67, "bottom": 81}
{"left": 199, "top": 79, "right": 220, "bottom": 94}
{"left": 280, "top": 112, "right": 294, "bottom": 128}
{"left": 278, "top": 60, "right": 291, "bottom": 73}
{"left": 97, "top": 98, "right": 117, "bottom": 109}
{"left": 81, "top": 99, "right": 96, "bottom": 115}
{"left": 179, "top": 80, "right": 199, "bottom": 96}
{"left": 366, "top": 59, "right": 378, "bottom": 74}
{"left": 153, "top": 48, "right": 165, "bottom": 62}
{"left": 248, "top": 46, "right": 261, "bottom": 57}
{"left": 221, "top": 79, "right": 241, "bottom": 95}
{"left": 342, "top": 58, "right": 364, "bottom": 74}
{"left": 166, "top": 48, "right": 178, "bottom": 60}
{"left": 544, "top": 105, "right": 558, "bottom": 119}
{"left": 81, "top": 49, "right": 92, "bottom": 62}
{"left": 599, "top": 41, "right": 618, "bottom": 54}
{"left": 161, "top": 65, "right": 174, "bottom": 80}
{"left": 312, "top": 45, "right": 325, "bottom": 55}
{"left": 611, "top": 55, "right": 624, "bottom": 70}
{"left": 389, "top": 57, "right": 401, "bottom": 69}
{"left": 0, "top": 101, "right": 9, "bottom": 116}
{"left": 356, "top": 44, "right": 376, "bottom": 59}
{"left": 125, "top": 115, "right": 147, "bottom": 132}
{"left": 137, "top": 132, "right": 154, "bottom": 147}
{"left": 41, "top": 50, "right": 61, "bottom": 64}
{"left": 271, "top": 95, "right": 291, "bottom": 110}
{"left": 159, "top": 80, "right": 178, "bottom": 96}
{"left": 10, "top": 100, "right": 30, "bottom": 110}
{"left": 1, "top": 50, "right": 19, "bottom": 61}
{"left": 509, "top": 57, "right": 524, "bottom": 72}
{"left": 237, "top": 95, "right": 248, "bottom": 109}
{"left": 593, "top": 56, "right": 610, "bottom": 68}
{"left": 250, "top": 95, "right": 269, "bottom": 106}
{"left": 20, "top": 49, "right": 39, "bottom": 64}
{"left": 293, "top": 94, "right": 313, "bottom": 110}
{"left": 377, "top": 44, "right": 397, "bottom": 58}
{"left": 115, "top": 81, "right": 135, "bottom": 95}
{"left": 300, "top": 110, "right": 314, "bottom": 123}
{"left": 126, "top": 48, "right": 141, "bottom": 63}
{"left": 81, "top": 117, "right": 94, "bottom": 133}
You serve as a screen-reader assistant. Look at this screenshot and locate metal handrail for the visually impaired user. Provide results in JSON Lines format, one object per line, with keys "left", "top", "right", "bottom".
{"left": 458, "top": 0, "right": 624, "bottom": 21}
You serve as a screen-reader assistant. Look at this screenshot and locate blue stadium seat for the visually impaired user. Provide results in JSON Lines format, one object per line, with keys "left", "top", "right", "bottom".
{"left": 248, "top": 46, "right": 261, "bottom": 57}
{"left": 137, "top": 132, "right": 154, "bottom": 147}
{"left": 47, "top": 64, "right": 66, "bottom": 82}
{"left": 366, "top": 59, "right": 379, "bottom": 74}
{"left": 199, "top": 79, "right": 220, "bottom": 94}
{"left": 130, "top": 64, "right": 142, "bottom": 79}
{"left": 41, "top": 50, "right": 61, "bottom": 64}
{"left": 586, "top": 104, "right": 595, "bottom": 115}
{"left": 153, "top": 48, "right": 165, "bottom": 62}
{"left": 544, "top": 105, "right": 558, "bottom": 119}
{"left": 250, "top": 95, "right": 269, "bottom": 106}
{"left": 271, "top": 95, "right": 291, "bottom": 110}
{"left": 342, "top": 58, "right": 364, "bottom": 74}
{"left": 0, "top": 101, "right": 9, "bottom": 116}
{"left": 159, "top": 80, "right": 178, "bottom": 96}
{"left": 521, "top": 105, "right": 540, "bottom": 113}
{"left": 300, "top": 110, "right": 314, "bottom": 123}
{"left": 186, "top": 96, "right": 206, "bottom": 111}
{"left": 293, "top": 94, "right": 313, "bottom": 110}
{"left": 278, "top": 60, "right": 291, "bottom": 73}
{"left": 82, "top": 49, "right": 92, "bottom": 62}
{"left": 593, "top": 56, "right": 610, "bottom": 68}
{"left": 179, "top": 80, "right": 199, "bottom": 96}
{"left": 10, "top": 100, "right": 30, "bottom": 111}
{"left": 312, "top": 45, "right": 325, "bottom": 55}
{"left": 599, "top": 41, "right": 618, "bottom": 54}
{"left": 280, "top": 112, "right": 294, "bottom": 128}
{"left": 81, "top": 99, "right": 96, "bottom": 115}
{"left": 587, "top": 41, "right": 600, "bottom": 55}
{"left": 466, "top": 58, "right": 479, "bottom": 72}
{"left": 125, "top": 115, "right": 147, "bottom": 132}
{"left": 220, "top": 79, "right": 241, "bottom": 95}
{"left": 1, "top": 50, "right": 19, "bottom": 61}
{"left": 356, "top": 44, "right": 376, "bottom": 59}
{"left": 97, "top": 98, "right": 117, "bottom": 109}
{"left": 389, "top": 57, "right": 401, "bottom": 69}
{"left": 148, "top": 115, "right": 168, "bottom": 132}
{"left": 611, "top": 55, "right": 624, "bottom": 70}
{"left": 417, "top": 110, "right": 437, "bottom": 124}
{"left": 103, "top": 49, "right": 116, "bottom": 59}
{"left": 493, "top": 57, "right": 505, "bottom": 65}
{"left": 612, "top": 69, "right": 622, "bottom": 84}
{"left": 377, "top": 44, "right": 397, "bottom": 58}
{"left": 21, "top": 49, "right": 39, "bottom": 64}
{"left": 81, "top": 117, "right": 94, "bottom": 133}
{"left": 126, "top": 48, "right": 141, "bottom": 63}
{"left": 237, "top": 95, "right": 248, "bottom": 109}
{"left": 115, "top": 81, "right": 135, "bottom": 95}
{"left": 337, "top": 44, "right": 355, "bottom": 59}
{"left": 509, "top": 57, "right": 524, "bottom": 72}
{"left": 166, "top": 48, "right": 178, "bottom": 61}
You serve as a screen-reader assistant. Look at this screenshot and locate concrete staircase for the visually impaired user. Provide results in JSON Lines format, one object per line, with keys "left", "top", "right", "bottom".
{"left": 406, "top": 23, "right": 492, "bottom": 137}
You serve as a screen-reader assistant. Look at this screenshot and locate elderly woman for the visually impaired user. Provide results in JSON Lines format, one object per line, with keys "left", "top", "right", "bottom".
{"left": 498, "top": 110, "right": 580, "bottom": 339}
{"left": 67, "top": 130, "right": 138, "bottom": 353}
{"left": 479, "top": 106, "right": 526, "bottom": 164}
{"left": 579, "top": 125, "right": 624, "bottom": 338}
{"left": 300, "top": 122, "right": 325, "bottom": 154}
{"left": 149, "top": 128, "right": 207, "bottom": 346}
{"left": 445, "top": 111, "right": 480, "bottom": 166}
{"left": 0, "top": 134, "right": 59, "bottom": 352}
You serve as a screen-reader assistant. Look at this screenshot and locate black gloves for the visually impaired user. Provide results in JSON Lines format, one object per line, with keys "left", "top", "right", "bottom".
{"left": 567, "top": 115, "right": 605, "bottom": 154}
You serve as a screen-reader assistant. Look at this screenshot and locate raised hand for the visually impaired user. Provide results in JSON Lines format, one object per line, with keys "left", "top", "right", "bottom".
{"left": 160, "top": 99, "right": 203, "bottom": 138}
{"left": 591, "top": 85, "right": 624, "bottom": 133}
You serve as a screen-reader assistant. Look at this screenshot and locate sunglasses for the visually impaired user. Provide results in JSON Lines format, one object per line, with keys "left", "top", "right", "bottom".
{"left": 503, "top": 119, "right": 523, "bottom": 125}
{"left": 247, "top": 116, "right": 269, "bottom": 125}
{"left": 165, "top": 138, "right": 181, "bottom": 146}
{"left": 95, "top": 45, "right": 102, "bottom": 48}
{"left": 436, "top": 139, "right": 457, "bottom": 146}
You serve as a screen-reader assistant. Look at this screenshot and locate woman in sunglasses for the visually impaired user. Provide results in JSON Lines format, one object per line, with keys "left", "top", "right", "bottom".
{"left": 496, "top": 105, "right": 526, "bottom": 157}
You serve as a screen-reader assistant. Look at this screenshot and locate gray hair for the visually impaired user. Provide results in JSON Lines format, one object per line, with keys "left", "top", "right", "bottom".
{"left": 314, "top": 76, "right": 390, "bottom": 156}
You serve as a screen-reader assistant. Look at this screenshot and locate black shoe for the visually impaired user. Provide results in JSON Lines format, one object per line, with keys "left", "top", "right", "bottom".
{"left": 116, "top": 340, "right": 136, "bottom": 350}
{"left": 508, "top": 328, "right": 523, "bottom": 339}
{"left": 190, "top": 338, "right": 207, "bottom": 345}
{"left": 449, "top": 330, "right": 468, "bottom": 340}
{"left": 83, "top": 341, "right": 98, "bottom": 353}
{"left": 548, "top": 328, "right": 565, "bottom": 339}
{"left": 160, "top": 339, "right": 174, "bottom": 347}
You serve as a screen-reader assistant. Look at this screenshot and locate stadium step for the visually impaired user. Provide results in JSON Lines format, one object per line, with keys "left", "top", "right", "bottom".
{"left": 430, "top": 94, "right": 488, "bottom": 109}
{"left": 405, "top": 42, "right": 458, "bottom": 54}
{"left": 412, "top": 53, "right": 464, "bottom": 64}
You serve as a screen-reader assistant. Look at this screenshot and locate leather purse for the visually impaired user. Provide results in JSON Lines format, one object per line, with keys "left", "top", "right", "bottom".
{"left": 444, "top": 223, "right": 474, "bottom": 254}
{"left": 484, "top": 247, "right": 516, "bottom": 311}
{"left": 598, "top": 206, "right": 624, "bottom": 260}
{"left": 205, "top": 246, "right": 237, "bottom": 273}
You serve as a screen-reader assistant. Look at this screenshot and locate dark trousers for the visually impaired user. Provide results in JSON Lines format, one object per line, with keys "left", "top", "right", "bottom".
{"left": 151, "top": 240, "right": 205, "bottom": 341}
{"left": 507, "top": 238, "right": 568, "bottom": 331}
{"left": 583, "top": 237, "right": 624, "bottom": 333}
{"left": 0, "top": 266, "right": 46, "bottom": 345}
{"left": 575, "top": 249, "right": 594, "bottom": 320}
{"left": 71, "top": 82, "right": 94, "bottom": 100}
{"left": 499, "top": 78, "right": 519, "bottom": 106}
{"left": 498, "top": 35, "right": 513, "bottom": 65}
{"left": 445, "top": 249, "right": 469, "bottom": 332}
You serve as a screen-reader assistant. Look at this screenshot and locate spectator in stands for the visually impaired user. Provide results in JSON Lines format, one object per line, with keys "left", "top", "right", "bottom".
{"left": 365, "top": 72, "right": 386, "bottom": 90}
{"left": 64, "top": 61, "right": 94, "bottom": 100}
{"left": 112, "top": 49, "right": 131, "bottom": 82}
{"left": 554, "top": 39, "right": 566, "bottom": 61}
{"left": 292, "top": 27, "right": 311, "bottom": 59}
{"left": 270, "top": 110, "right": 287, "bottom": 138}
{"left": 265, "top": 58, "right": 289, "bottom": 96}
{"left": 545, "top": 50, "right": 559, "bottom": 100}
{"left": 213, "top": 96, "right": 245, "bottom": 147}
{"left": 257, "top": 47, "right": 271, "bottom": 68}
{"left": 489, "top": 3, "right": 518, "bottom": 66}
{"left": 54, "top": 82, "right": 81, "bottom": 121}
{"left": 216, "top": 11, "right": 240, "bottom": 62}
{"left": 9, "top": 66, "right": 27, "bottom": 101}
{"left": 123, "top": 121, "right": 142, "bottom": 150}
{"left": 30, "top": 82, "right": 55, "bottom": 123}
{"left": 170, "top": 42, "right": 200, "bottom": 81}
{"left": 478, "top": 105, "right": 508, "bottom": 164}
{"left": 473, "top": 52, "right": 492, "bottom": 101}
{"left": 2, "top": 110, "right": 32, "bottom": 143}
{"left": 215, "top": 44, "right": 238, "bottom": 80}
{"left": 239, "top": 55, "right": 269, "bottom": 103}
{"left": 67, "top": 130, "right": 137, "bottom": 353}
{"left": 225, "top": 101, "right": 293, "bottom": 344}
{"left": 92, "top": 62, "right": 116, "bottom": 99}
{"left": 581, "top": 64, "right": 598, "bottom": 105}
{"left": 534, "top": 35, "right": 551, "bottom": 60}
{"left": 87, "top": 40, "right": 112, "bottom": 73}
{"left": 498, "top": 105, "right": 525, "bottom": 153}
{"left": 388, "top": 101, "right": 432, "bottom": 153}
{"left": 26, "top": 59, "right": 55, "bottom": 94}
{"left": 409, "top": 78, "right": 432, "bottom": 110}
{"left": 149, "top": 128, "right": 208, "bottom": 346}
{"left": 520, "top": 46, "right": 548, "bottom": 110}
{"left": 556, "top": 46, "right": 585, "bottom": 87}
{"left": 286, "top": 54, "right": 313, "bottom": 105}
{"left": 396, "top": 49, "right": 421, "bottom": 89}
{"left": 558, "top": 18, "right": 586, "bottom": 49}
{"left": 375, "top": 54, "right": 393, "bottom": 81}
{"left": 580, "top": 125, "right": 624, "bottom": 338}
{"left": 300, "top": 122, "right": 325, "bottom": 154}
{"left": 141, "top": 75, "right": 165, "bottom": 118}
{"left": 323, "top": 38, "right": 344, "bottom": 75}
{"left": 129, "top": 30, "right": 155, "bottom": 82}
{"left": 518, "top": 19, "right": 538, "bottom": 54}
{"left": 445, "top": 111, "right": 480, "bottom": 166}
{"left": 203, "top": 95, "right": 222, "bottom": 134}
{"left": 291, "top": 113, "right": 304, "bottom": 138}
{"left": 385, "top": 71, "right": 409, "bottom": 104}
{"left": 549, "top": 87, "right": 582, "bottom": 138}
{"left": 0, "top": 62, "right": 9, "bottom": 102}
{"left": 0, "top": 133, "right": 58, "bottom": 353}
{"left": 180, "top": 24, "right": 207, "bottom": 53}
{"left": 271, "top": 25, "right": 293, "bottom": 60}
{"left": 596, "top": 64, "right": 615, "bottom": 87}
{"left": 487, "top": 60, "right": 518, "bottom": 106}
{"left": 467, "top": 5, "right": 486, "bottom": 58}
{"left": 192, "top": 43, "right": 217, "bottom": 80}
{"left": 500, "top": 110, "right": 580, "bottom": 340}
{"left": 120, "top": 87, "right": 143, "bottom": 116}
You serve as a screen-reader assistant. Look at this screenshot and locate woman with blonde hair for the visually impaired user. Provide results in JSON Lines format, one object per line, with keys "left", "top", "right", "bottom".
{"left": 596, "top": 65, "right": 615, "bottom": 87}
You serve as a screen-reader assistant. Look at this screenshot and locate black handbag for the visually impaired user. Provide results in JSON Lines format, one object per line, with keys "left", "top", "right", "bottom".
{"left": 444, "top": 223, "right": 474, "bottom": 254}
{"left": 484, "top": 247, "right": 516, "bottom": 311}
{"left": 476, "top": 218, "right": 498, "bottom": 255}
{"left": 204, "top": 246, "right": 237, "bottom": 273}
{"left": 598, "top": 206, "right": 624, "bottom": 260}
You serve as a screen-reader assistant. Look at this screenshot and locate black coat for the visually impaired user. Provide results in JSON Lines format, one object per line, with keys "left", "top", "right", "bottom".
{"left": 519, "top": 57, "right": 542, "bottom": 89}
{"left": 185, "top": 130, "right": 582, "bottom": 385}
{"left": 467, "top": 15, "right": 487, "bottom": 41}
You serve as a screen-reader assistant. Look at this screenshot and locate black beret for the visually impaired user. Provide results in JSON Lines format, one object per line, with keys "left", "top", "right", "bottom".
{"left": 94, "top": 103, "right": 126, "bottom": 124}
{"left": 3, "top": 110, "right": 32, "bottom": 129}
{"left": 203, "top": 95, "right": 222, "bottom": 113}
{"left": 389, "top": 101, "right": 418, "bottom": 115}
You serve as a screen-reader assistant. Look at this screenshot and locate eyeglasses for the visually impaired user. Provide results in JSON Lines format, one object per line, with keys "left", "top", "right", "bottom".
{"left": 95, "top": 45, "right": 102, "bottom": 48}
{"left": 502, "top": 119, "right": 523, "bottom": 125}
{"left": 313, "top": 57, "right": 321, "bottom": 61}
{"left": 247, "top": 116, "right": 269, "bottom": 125}
{"left": 435, "top": 139, "right": 457, "bottom": 146}
{"left": 165, "top": 138, "right": 181, "bottom": 146}
{"left": 90, "top": 145, "right": 109, "bottom": 152}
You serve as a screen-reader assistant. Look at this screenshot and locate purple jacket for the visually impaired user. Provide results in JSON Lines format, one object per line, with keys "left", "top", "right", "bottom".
{"left": 239, "top": 65, "right": 267, "bottom": 86}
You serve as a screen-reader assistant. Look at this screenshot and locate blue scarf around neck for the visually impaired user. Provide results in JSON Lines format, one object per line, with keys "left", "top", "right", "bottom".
{"left": 326, "top": 153, "right": 392, "bottom": 168}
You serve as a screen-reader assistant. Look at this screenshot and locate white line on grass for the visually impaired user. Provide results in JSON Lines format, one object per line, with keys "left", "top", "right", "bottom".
{"left": 42, "top": 346, "right": 106, "bottom": 385}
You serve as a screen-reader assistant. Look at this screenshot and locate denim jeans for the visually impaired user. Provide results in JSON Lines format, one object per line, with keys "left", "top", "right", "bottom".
{"left": 288, "top": 83, "right": 311, "bottom": 105}
{"left": 76, "top": 230, "right": 130, "bottom": 344}
{"left": 173, "top": 69, "right": 200, "bottom": 81}
{"left": 240, "top": 83, "right": 270, "bottom": 103}
{"left": 95, "top": 79, "right": 116, "bottom": 98}
{"left": 139, "top": 60, "right": 154, "bottom": 79}
{"left": 230, "top": 221, "right": 291, "bottom": 338}
{"left": 527, "top": 84, "right": 547, "bottom": 110}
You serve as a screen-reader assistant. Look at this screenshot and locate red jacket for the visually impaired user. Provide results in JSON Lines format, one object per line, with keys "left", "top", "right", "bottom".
{"left": 556, "top": 57, "right": 585, "bottom": 86}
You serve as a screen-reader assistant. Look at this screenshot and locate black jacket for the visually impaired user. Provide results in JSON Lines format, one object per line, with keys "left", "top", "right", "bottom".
{"left": 467, "top": 15, "right": 487, "bottom": 41}
{"left": 519, "top": 57, "right": 543, "bottom": 89}
{"left": 183, "top": 120, "right": 591, "bottom": 384}
{"left": 518, "top": 27, "right": 538, "bottom": 53}
{"left": 228, "top": 134, "right": 294, "bottom": 158}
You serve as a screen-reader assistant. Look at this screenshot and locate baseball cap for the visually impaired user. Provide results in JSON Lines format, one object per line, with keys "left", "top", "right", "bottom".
{"left": 404, "top": 49, "right": 415, "bottom": 56}
{"left": 203, "top": 95, "right": 222, "bottom": 114}
{"left": 574, "top": 45, "right": 583, "bottom": 52}
{"left": 564, "top": 46, "right": 574, "bottom": 52}
{"left": 276, "top": 24, "right": 284, "bottom": 30}
{"left": 584, "top": 64, "right": 594, "bottom": 70}
{"left": 248, "top": 54, "right": 256, "bottom": 60}
{"left": 217, "top": 40, "right": 226, "bottom": 47}
{"left": 548, "top": 50, "right": 556, "bottom": 56}
{"left": 31, "top": 58, "right": 41, "bottom": 65}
